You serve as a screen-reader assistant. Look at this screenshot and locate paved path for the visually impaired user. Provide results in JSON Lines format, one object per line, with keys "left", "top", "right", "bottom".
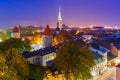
{"left": 93, "top": 67, "right": 116, "bottom": 80}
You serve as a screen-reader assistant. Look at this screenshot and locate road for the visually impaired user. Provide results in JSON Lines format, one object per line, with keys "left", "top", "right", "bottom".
{"left": 93, "top": 67, "right": 116, "bottom": 80}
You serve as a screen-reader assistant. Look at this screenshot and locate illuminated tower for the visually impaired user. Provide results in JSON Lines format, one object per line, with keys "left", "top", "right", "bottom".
{"left": 57, "top": 7, "right": 62, "bottom": 30}
{"left": 42, "top": 25, "right": 52, "bottom": 48}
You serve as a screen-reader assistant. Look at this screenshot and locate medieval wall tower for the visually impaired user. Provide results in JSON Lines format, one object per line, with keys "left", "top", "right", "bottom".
{"left": 42, "top": 25, "right": 52, "bottom": 48}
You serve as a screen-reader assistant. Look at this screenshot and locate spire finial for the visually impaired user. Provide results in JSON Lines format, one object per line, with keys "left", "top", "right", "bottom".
{"left": 57, "top": 0, "right": 62, "bottom": 30}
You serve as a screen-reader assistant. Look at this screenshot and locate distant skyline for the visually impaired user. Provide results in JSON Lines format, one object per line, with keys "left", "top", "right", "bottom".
{"left": 0, "top": 0, "right": 120, "bottom": 29}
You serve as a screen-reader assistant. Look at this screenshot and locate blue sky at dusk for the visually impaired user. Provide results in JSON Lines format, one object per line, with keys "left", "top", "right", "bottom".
{"left": 0, "top": 0, "right": 120, "bottom": 29}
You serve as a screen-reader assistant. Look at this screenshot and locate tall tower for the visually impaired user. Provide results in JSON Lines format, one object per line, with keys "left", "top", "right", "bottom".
{"left": 57, "top": 7, "right": 62, "bottom": 30}
{"left": 12, "top": 26, "right": 21, "bottom": 38}
{"left": 42, "top": 25, "right": 52, "bottom": 48}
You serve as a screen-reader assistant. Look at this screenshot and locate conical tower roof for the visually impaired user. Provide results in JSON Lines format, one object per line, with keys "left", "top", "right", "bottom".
{"left": 58, "top": 7, "right": 62, "bottom": 21}
{"left": 43, "top": 25, "right": 52, "bottom": 36}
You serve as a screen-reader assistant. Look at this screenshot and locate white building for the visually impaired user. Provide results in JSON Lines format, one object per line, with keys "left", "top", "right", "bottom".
{"left": 82, "top": 34, "right": 93, "bottom": 41}
{"left": 22, "top": 46, "right": 57, "bottom": 67}
{"left": 90, "top": 46, "right": 108, "bottom": 77}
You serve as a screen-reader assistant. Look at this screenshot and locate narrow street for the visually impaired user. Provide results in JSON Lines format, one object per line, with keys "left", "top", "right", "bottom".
{"left": 93, "top": 67, "right": 116, "bottom": 80}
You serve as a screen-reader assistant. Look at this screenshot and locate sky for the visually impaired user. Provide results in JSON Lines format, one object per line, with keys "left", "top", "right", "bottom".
{"left": 0, "top": 0, "right": 120, "bottom": 29}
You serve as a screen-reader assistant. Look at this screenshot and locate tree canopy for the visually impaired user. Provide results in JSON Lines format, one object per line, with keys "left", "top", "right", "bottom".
{"left": 0, "top": 38, "right": 31, "bottom": 53}
{"left": 0, "top": 49, "right": 29, "bottom": 80}
{"left": 28, "top": 64, "right": 47, "bottom": 80}
{"left": 0, "top": 32, "right": 9, "bottom": 41}
{"left": 54, "top": 42, "right": 95, "bottom": 80}
{"left": 53, "top": 31, "right": 73, "bottom": 45}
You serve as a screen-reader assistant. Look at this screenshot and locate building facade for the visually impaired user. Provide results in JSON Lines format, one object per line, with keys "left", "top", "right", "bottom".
{"left": 90, "top": 46, "right": 108, "bottom": 77}
{"left": 42, "top": 25, "right": 53, "bottom": 48}
{"left": 22, "top": 46, "right": 57, "bottom": 67}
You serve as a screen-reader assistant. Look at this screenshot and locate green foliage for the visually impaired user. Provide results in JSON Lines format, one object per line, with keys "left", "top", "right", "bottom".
{"left": 6, "top": 31, "right": 12, "bottom": 39}
{"left": 22, "top": 29, "right": 34, "bottom": 35}
{"left": 0, "top": 32, "right": 9, "bottom": 41}
{"left": 0, "top": 38, "right": 32, "bottom": 53}
{"left": 0, "top": 49, "right": 29, "bottom": 80}
{"left": 0, "top": 51, "right": 9, "bottom": 80}
{"left": 29, "top": 64, "right": 47, "bottom": 80}
{"left": 53, "top": 32, "right": 73, "bottom": 45}
{"left": 54, "top": 42, "right": 95, "bottom": 80}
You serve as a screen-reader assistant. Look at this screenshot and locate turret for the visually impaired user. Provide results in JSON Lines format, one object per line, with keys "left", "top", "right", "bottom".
{"left": 12, "top": 26, "right": 21, "bottom": 38}
{"left": 57, "top": 7, "right": 62, "bottom": 30}
{"left": 42, "top": 25, "right": 52, "bottom": 48}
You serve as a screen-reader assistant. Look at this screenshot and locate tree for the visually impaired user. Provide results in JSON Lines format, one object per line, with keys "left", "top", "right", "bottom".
{"left": 0, "top": 32, "right": 8, "bottom": 41}
{"left": 28, "top": 64, "right": 47, "bottom": 80}
{"left": 0, "top": 49, "right": 29, "bottom": 80}
{"left": 54, "top": 42, "right": 95, "bottom": 80}
{"left": 0, "top": 51, "right": 9, "bottom": 80}
{"left": 0, "top": 38, "right": 32, "bottom": 53}
{"left": 53, "top": 31, "right": 73, "bottom": 45}
{"left": 23, "top": 38, "right": 32, "bottom": 51}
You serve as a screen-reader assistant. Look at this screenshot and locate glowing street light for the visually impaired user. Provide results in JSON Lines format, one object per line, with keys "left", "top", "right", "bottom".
{"left": 0, "top": 38, "right": 2, "bottom": 42}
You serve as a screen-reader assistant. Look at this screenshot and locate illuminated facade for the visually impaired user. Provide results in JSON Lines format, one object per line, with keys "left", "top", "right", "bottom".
{"left": 116, "top": 63, "right": 120, "bottom": 80}
{"left": 22, "top": 46, "right": 57, "bottom": 66}
{"left": 90, "top": 46, "right": 108, "bottom": 77}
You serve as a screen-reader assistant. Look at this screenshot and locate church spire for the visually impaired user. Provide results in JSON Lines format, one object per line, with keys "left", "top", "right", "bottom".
{"left": 58, "top": 7, "right": 62, "bottom": 21}
{"left": 57, "top": 6, "right": 62, "bottom": 30}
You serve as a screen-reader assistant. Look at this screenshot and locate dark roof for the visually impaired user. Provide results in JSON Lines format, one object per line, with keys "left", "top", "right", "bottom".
{"left": 97, "top": 48, "right": 107, "bottom": 53}
{"left": 92, "top": 26, "right": 104, "bottom": 29}
{"left": 116, "top": 63, "right": 120, "bottom": 68}
{"left": 13, "top": 26, "right": 20, "bottom": 33}
{"left": 55, "top": 27, "right": 60, "bottom": 31}
{"left": 73, "top": 39, "right": 85, "bottom": 45}
{"left": 98, "top": 40, "right": 111, "bottom": 50}
{"left": 92, "top": 52, "right": 104, "bottom": 64}
{"left": 22, "top": 46, "right": 58, "bottom": 58}
{"left": 57, "top": 39, "right": 85, "bottom": 46}
{"left": 93, "top": 52, "right": 103, "bottom": 60}
{"left": 107, "top": 52, "right": 117, "bottom": 61}
{"left": 47, "top": 60, "right": 57, "bottom": 72}
{"left": 115, "top": 44, "right": 120, "bottom": 49}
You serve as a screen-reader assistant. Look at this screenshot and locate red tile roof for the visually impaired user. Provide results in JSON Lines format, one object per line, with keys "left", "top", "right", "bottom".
{"left": 43, "top": 25, "right": 52, "bottom": 36}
